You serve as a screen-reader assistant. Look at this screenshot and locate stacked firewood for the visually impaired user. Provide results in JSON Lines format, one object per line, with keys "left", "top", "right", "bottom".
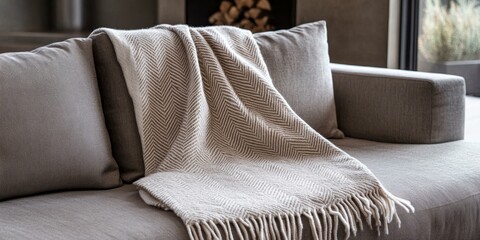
{"left": 209, "top": 0, "right": 274, "bottom": 32}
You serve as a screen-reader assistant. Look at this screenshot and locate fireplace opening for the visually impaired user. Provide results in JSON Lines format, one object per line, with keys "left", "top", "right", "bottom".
{"left": 186, "top": 0, "right": 296, "bottom": 32}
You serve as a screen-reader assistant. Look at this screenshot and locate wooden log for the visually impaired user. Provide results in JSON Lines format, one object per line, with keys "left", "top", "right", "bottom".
{"left": 256, "top": 0, "right": 271, "bottom": 11}
{"left": 235, "top": 0, "right": 246, "bottom": 9}
{"left": 255, "top": 16, "right": 269, "bottom": 27}
{"left": 220, "top": 1, "right": 232, "bottom": 13}
{"left": 209, "top": 11, "right": 224, "bottom": 24}
{"left": 240, "top": 18, "right": 254, "bottom": 29}
{"left": 252, "top": 25, "right": 265, "bottom": 33}
{"left": 245, "top": 0, "right": 255, "bottom": 8}
{"left": 247, "top": 8, "right": 262, "bottom": 19}
{"left": 240, "top": 18, "right": 251, "bottom": 26}
{"left": 224, "top": 13, "right": 235, "bottom": 24}
{"left": 229, "top": 6, "right": 240, "bottom": 20}
{"left": 210, "top": 0, "right": 275, "bottom": 32}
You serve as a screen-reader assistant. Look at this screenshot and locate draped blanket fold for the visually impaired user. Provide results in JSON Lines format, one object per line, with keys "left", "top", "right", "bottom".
{"left": 93, "top": 25, "right": 414, "bottom": 240}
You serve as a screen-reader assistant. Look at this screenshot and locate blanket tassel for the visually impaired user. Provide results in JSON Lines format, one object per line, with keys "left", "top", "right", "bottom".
{"left": 186, "top": 190, "right": 414, "bottom": 240}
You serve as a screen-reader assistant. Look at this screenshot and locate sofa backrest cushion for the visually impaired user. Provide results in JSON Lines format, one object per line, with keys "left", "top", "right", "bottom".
{"left": 0, "top": 38, "right": 122, "bottom": 200}
{"left": 90, "top": 33, "right": 145, "bottom": 183}
{"left": 254, "top": 21, "right": 344, "bottom": 138}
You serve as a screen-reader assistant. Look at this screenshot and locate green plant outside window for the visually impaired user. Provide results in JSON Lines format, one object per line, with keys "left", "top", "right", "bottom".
{"left": 419, "top": 0, "right": 480, "bottom": 62}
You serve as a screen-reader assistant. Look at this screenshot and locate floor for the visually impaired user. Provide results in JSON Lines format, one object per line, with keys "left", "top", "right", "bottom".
{"left": 465, "top": 96, "right": 480, "bottom": 142}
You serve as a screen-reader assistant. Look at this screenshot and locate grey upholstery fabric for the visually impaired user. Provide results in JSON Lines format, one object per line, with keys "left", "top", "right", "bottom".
{"left": 1, "top": 139, "right": 478, "bottom": 239}
{"left": 0, "top": 185, "right": 188, "bottom": 240}
{"left": 331, "top": 138, "right": 480, "bottom": 240}
{"left": 91, "top": 32, "right": 144, "bottom": 183}
{"left": 255, "top": 21, "right": 344, "bottom": 138}
{"left": 331, "top": 63, "right": 465, "bottom": 144}
{"left": 0, "top": 38, "right": 121, "bottom": 200}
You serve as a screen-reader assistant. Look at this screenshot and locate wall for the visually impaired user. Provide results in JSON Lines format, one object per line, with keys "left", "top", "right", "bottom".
{"left": 297, "top": 0, "right": 390, "bottom": 67}
{"left": 157, "top": 0, "right": 185, "bottom": 24}
{"left": 157, "top": 0, "right": 392, "bottom": 68}
{"left": 91, "top": 0, "right": 157, "bottom": 29}
{"left": 0, "top": 0, "right": 50, "bottom": 31}
{"left": 0, "top": 0, "right": 157, "bottom": 32}
{"left": 0, "top": 0, "right": 392, "bottom": 68}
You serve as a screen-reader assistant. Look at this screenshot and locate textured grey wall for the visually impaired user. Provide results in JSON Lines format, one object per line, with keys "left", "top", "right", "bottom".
{"left": 90, "top": 0, "right": 157, "bottom": 29}
{"left": 157, "top": 0, "right": 185, "bottom": 24}
{"left": 0, "top": 0, "right": 158, "bottom": 32}
{"left": 0, "top": 0, "right": 50, "bottom": 32}
{"left": 297, "top": 0, "right": 390, "bottom": 67}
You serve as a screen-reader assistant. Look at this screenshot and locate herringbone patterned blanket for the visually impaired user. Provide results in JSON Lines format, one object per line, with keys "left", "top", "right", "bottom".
{"left": 95, "top": 25, "right": 413, "bottom": 240}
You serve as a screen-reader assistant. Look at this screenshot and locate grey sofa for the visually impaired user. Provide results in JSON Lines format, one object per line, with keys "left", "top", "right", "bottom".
{"left": 0, "top": 31, "right": 479, "bottom": 240}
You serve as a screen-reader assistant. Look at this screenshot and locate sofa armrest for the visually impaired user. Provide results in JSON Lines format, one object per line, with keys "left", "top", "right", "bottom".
{"left": 331, "top": 63, "right": 465, "bottom": 144}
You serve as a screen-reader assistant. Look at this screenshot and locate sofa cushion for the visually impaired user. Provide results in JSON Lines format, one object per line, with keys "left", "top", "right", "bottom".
{"left": 331, "top": 138, "right": 480, "bottom": 240}
{"left": 0, "top": 185, "right": 189, "bottom": 240}
{"left": 0, "top": 38, "right": 122, "bottom": 200}
{"left": 90, "top": 32, "right": 145, "bottom": 183}
{"left": 255, "top": 21, "right": 344, "bottom": 138}
{"left": 1, "top": 140, "right": 478, "bottom": 239}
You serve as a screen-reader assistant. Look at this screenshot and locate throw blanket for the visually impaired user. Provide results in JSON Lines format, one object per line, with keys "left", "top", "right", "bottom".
{"left": 94, "top": 25, "right": 413, "bottom": 240}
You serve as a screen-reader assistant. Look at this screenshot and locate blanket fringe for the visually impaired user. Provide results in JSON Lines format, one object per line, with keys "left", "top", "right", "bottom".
{"left": 185, "top": 189, "right": 414, "bottom": 240}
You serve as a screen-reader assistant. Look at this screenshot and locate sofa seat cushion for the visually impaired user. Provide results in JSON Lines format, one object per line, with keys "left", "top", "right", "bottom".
{"left": 1, "top": 139, "right": 478, "bottom": 240}
{"left": 331, "top": 138, "right": 480, "bottom": 240}
{"left": 0, "top": 185, "right": 189, "bottom": 240}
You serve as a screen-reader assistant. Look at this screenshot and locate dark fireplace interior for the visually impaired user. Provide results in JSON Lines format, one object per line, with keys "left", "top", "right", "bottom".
{"left": 186, "top": 0, "right": 296, "bottom": 32}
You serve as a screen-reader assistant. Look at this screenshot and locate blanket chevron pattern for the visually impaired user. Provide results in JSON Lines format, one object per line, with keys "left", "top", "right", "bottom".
{"left": 94, "top": 25, "right": 414, "bottom": 240}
